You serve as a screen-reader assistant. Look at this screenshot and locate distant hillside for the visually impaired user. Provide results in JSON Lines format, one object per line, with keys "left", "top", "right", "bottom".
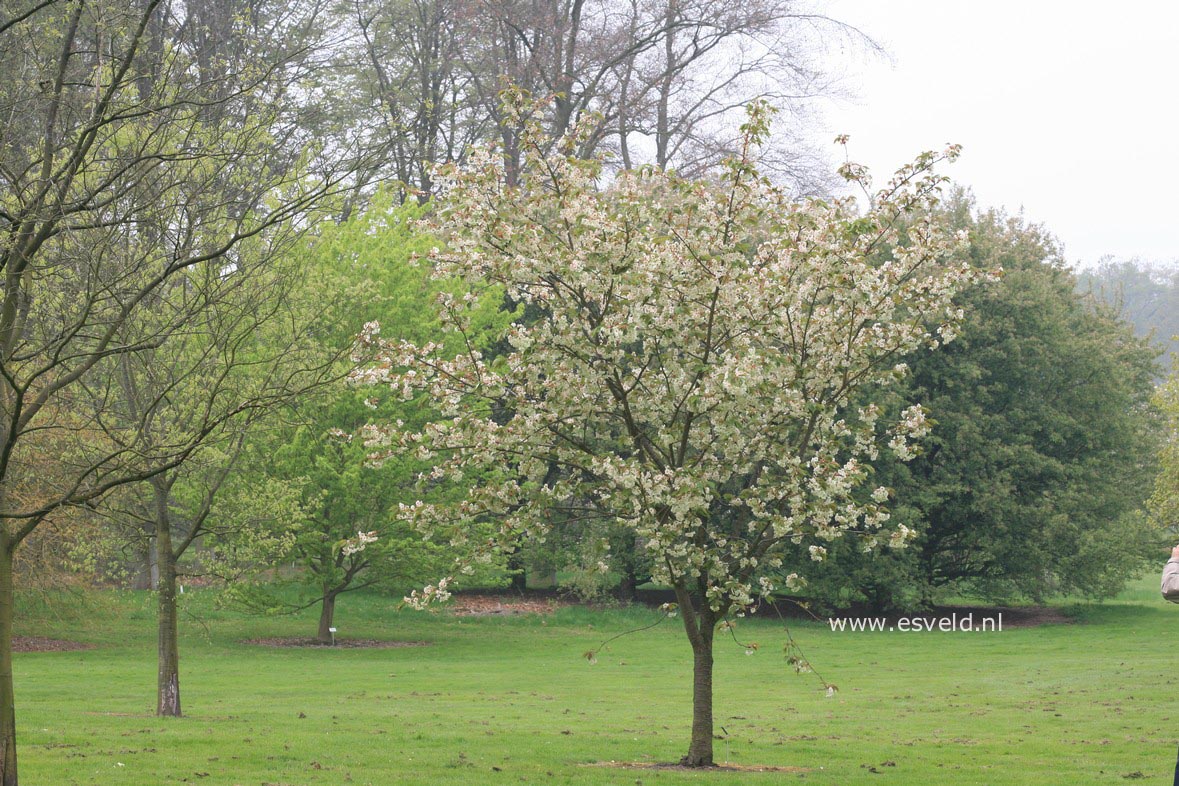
{"left": 1076, "top": 260, "right": 1179, "bottom": 374}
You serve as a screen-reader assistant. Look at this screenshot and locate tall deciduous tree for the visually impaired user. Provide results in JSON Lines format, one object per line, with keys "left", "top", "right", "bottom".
{"left": 353, "top": 107, "right": 982, "bottom": 766}
{"left": 0, "top": 0, "right": 354, "bottom": 778}
{"left": 333, "top": 0, "right": 866, "bottom": 198}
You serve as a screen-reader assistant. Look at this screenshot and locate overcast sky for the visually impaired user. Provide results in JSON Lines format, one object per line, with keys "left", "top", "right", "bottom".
{"left": 811, "top": 0, "right": 1178, "bottom": 269}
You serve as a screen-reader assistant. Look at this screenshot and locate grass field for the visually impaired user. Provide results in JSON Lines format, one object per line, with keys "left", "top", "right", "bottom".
{"left": 12, "top": 576, "right": 1179, "bottom": 785}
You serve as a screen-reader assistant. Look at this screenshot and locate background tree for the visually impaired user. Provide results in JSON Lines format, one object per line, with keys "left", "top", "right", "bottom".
{"left": 525, "top": 511, "right": 656, "bottom": 600}
{"left": 1077, "top": 259, "right": 1179, "bottom": 371}
{"left": 2, "top": 407, "right": 108, "bottom": 592}
{"left": 1152, "top": 367, "right": 1179, "bottom": 533}
{"left": 336, "top": 0, "right": 487, "bottom": 205}
{"left": 0, "top": 0, "right": 356, "bottom": 778}
{"left": 240, "top": 392, "right": 451, "bottom": 643}
{"left": 98, "top": 244, "right": 343, "bottom": 717}
{"left": 329, "top": 0, "right": 868, "bottom": 197}
{"left": 606, "top": 0, "right": 855, "bottom": 184}
{"left": 791, "top": 200, "right": 1161, "bottom": 611}
{"left": 219, "top": 194, "right": 513, "bottom": 641}
{"left": 353, "top": 108, "right": 982, "bottom": 766}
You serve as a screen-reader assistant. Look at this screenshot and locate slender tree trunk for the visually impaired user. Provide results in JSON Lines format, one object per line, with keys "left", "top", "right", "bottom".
{"left": 655, "top": 0, "right": 677, "bottom": 170}
{"left": 682, "top": 619, "right": 715, "bottom": 766}
{"left": 616, "top": 568, "right": 637, "bottom": 603}
{"left": 506, "top": 549, "right": 527, "bottom": 592}
{"left": 154, "top": 490, "right": 181, "bottom": 717}
{"left": 0, "top": 533, "right": 19, "bottom": 785}
{"left": 131, "top": 530, "right": 152, "bottom": 590}
{"left": 674, "top": 583, "right": 716, "bottom": 767}
{"left": 616, "top": 0, "right": 638, "bottom": 170}
{"left": 317, "top": 592, "right": 337, "bottom": 644}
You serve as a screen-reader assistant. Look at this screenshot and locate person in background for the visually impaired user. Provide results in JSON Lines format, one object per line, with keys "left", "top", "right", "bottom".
{"left": 1164, "top": 545, "right": 1179, "bottom": 602}
{"left": 1163, "top": 545, "right": 1179, "bottom": 786}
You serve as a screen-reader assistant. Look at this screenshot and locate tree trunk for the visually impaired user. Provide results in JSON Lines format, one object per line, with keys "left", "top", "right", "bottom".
{"left": 616, "top": 569, "right": 637, "bottom": 603}
{"left": 506, "top": 549, "right": 527, "bottom": 592}
{"left": 682, "top": 621, "right": 715, "bottom": 766}
{"left": 0, "top": 534, "right": 19, "bottom": 785}
{"left": 674, "top": 582, "right": 717, "bottom": 768}
{"left": 317, "top": 593, "right": 337, "bottom": 644}
{"left": 655, "top": 0, "right": 678, "bottom": 170}
{"left": 615, "top": 530, "right": 646, "bottom": 602}
{"left": 154, "top": 492, "right": 181, "bottom": 717}
{"left": 131, "top": 533, "right": 153, "bottom": 590}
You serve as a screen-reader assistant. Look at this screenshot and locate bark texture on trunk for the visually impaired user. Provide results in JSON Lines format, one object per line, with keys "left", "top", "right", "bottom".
{"left": 317, "top": 593, "right": 337, "bottom": 644}
{"left": 675, "top": 583, "right": 717, "bottom": 767}
{"left": 0, "top": 536, "right": 19, "bottom": 785}
{"left": 155, "top": 492, "right": 181, "bottom": 717}
{"left": 682, "top": 626, "right": 716, "bottom": 766}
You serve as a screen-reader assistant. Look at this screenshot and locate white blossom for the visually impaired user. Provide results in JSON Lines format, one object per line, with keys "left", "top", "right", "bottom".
{"left": 356, "top": 104, "right": 983, "bottom": 616}
{"left": 340, "top": 530, "right": 379, "bottom": 557}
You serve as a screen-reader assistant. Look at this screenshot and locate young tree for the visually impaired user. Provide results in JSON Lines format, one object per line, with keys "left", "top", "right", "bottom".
{"left": 242, "top": 392, "right": 451, "bottom": 643}
{"left": 217, "top": 194, "right": 513, "bottom": 641}
{"left": 99, "top": 249, "right": 343, "bottom": 717}
{"left": 0, "top": 0, "right": 355, "bottom": 778}
{"left": 353, "top": 109, "right": 982, "bottom": 766}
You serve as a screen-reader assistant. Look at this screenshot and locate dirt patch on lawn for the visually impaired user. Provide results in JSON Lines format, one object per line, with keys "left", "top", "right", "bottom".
{"left": 447, "top": 593, "right": 571, "bottom": 616}
{"left": 244, "top": 637, "right": 429, "bottom": 649}
{"left": 13, "top": 636, "right": 94, "bottom": 652}
{"left": 442, "top": 590, "right": 1074, "bottom": 627}
{"left": 586, "top": 761, "right": 810, "bottom": 773}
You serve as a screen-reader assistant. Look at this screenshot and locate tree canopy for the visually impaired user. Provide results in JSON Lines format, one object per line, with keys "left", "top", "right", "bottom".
{"left": 793, "top": 200, "right": 1162, "bottom": 610}
{"left": 352, "top": 107, "right": 983, "bottom": 766}
{"left": 0, "top": 0, "right": 360, "bottom": 776}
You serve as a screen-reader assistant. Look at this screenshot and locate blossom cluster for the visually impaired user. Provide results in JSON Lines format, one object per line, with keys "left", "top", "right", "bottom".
{"left": 352, "top": 105, "right": 986, "bottom": 617}
{"left": 339, "top": 530, "right": 379, "bottom": 557}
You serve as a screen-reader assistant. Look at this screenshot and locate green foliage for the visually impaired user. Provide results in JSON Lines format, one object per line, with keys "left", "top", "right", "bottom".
{"left": 1151, "top": 368, "right": 1179, "bottom": 531}
{"left": 218, "top": 193, "right": 515, "bottom": 624}
{"left": 201, "top": 475, "right": 308, "bottom": 582}
{"left": 792, "top": 198, "right": 1162, "bottom": 610}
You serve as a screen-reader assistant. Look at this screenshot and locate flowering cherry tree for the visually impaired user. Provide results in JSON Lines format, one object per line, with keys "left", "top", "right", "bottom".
{"left": 353, "top": 106, "right": 982, "bottom": 766}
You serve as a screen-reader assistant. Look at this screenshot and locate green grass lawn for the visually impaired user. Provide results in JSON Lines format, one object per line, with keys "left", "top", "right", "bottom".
{"left": 13, "top": 577, "right": 1179, "bottom": 785}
